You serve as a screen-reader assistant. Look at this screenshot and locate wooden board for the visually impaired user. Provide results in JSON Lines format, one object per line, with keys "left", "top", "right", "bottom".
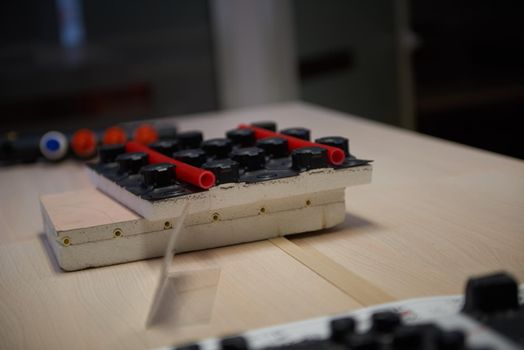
{"left": 1, "top": 102, "right": 524, "bottom": 350}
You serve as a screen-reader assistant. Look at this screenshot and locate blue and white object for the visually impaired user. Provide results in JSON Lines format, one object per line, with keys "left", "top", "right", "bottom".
{"left": 40, "top": 131, "right": 69, "bottom": 161}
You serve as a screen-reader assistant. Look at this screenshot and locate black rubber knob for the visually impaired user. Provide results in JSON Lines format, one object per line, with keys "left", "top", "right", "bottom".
{"left": 462, "top": 272, "right": 519, "bottom": 315}
{"left": 202, "top": 159, "right": 239, "bottom": 184}
{"left": 251, "top": 121, "right": 277, "bottom": 132}
{"left": 371, "top": 311, "right": 402, "bottom": 333}
{"left": 116, "top": 152, "right": 148, "bottom": 174}
{"left": 392, "top": 324, "right": 441, "bottom": 350}
{"left": 281, "top": 127, "right": 310, "bottom": 141}
{"left": 99, "top": 144, "right": 126, "bottom": 163}
{"left": 176, "top": 345, "right": 200, "bottom": 350}
{"left": 220, "top": 336, "right": 248, "bottom": 350}
{"left": 226, "top": 129, "right": 256, "bottom": 147}
{"left": 149, "top": 139, "right": 179, "bottom": 156}
{"left": 202, "top": 138, "right": 233, "bottom": 159}
{"left": 256, "top": 137, "right": 288, "bottom": 158}
{"left": 315, "top": 136, "right": 350, "bottom": 156}
{"left": 230, "top": 147, "right": 266, "bottom": 171}
{"left": 177, "top": 131, "right": 203, "bottom": 149}
{"left": 173, "top": 149, "right": 207, "bottom": 167}
{"left": 330, "top": 317, "right": 356, "bottom": 343}
{"left": 291, "top": 147, "right": 328, "bottom": 171}
{"left": 141, "top": 163, "right": 175, "bottom": 188}
{"left": 438, "top": 330, "right": 466, "bottom": 350}
{"left": 345, "top": 334, "right": 382, "bottom": 350}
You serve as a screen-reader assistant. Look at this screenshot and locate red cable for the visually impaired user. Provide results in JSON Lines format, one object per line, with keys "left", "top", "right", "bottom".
{"left": 125, "top": 141, "right": 215, "bottom": 190}
{"left": 238, "top": 124, "right": 345, "bottom": 165}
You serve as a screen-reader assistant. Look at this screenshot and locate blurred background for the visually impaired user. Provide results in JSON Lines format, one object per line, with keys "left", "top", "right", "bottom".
{"left": 1, "top": 0, "right": 523, "bottom": 159}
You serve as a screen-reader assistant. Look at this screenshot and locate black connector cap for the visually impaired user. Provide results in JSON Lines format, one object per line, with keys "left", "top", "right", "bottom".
{"left": 256, "top": 137, "right": 288, "bottom": 158}
{"left": 116, "top": 152, "right": 148, "bottom": 174}
{"left": 281, "top": 127, "right": 311, "bottom": 141}
{"left": 99, "top": 144, "right": 126, "bottom": 163}
{"left": 226, "top": 129, "right": 256, "bottom": 147}
{"left": 173, "top": 149, "right": 207, "bottom": 167}
{"left": 315, "top": 136, "right": 350, "bottom": 156}
{"left": 371, "top": 311, "right": 402, "bottom": 333}
{"left": 220, "top": 336, "right": 248, "bottom": 350}
{"left": 178, "top": 131, "right": 203, "bottom": 149}
{"left": 230, "top": 147, "right": 266, "bottom": 171}
{"left": 149, "top": 139, "right": 180, "bottom": 156}
{"left": 463, "top": 272, "right": 519, "bottom": 315}
{"left": 202, "top": 159, "right": 240, "bottom": 184}
{"left": 251, "top": 121, "right": 277, "bottom": 131}
{"left": 330, "top": 317, "right": 356, "bottom": 343}
{"left": 202, "top": 138, "right": 233, "bottom": 159}
{"left": 291, "top": 147, "right": 328, "bottom": 171}
{"left": 141, "top": 163, "right": 175, "bottom": 188}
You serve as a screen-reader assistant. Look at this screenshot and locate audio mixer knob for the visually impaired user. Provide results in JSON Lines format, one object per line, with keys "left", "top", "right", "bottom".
{"left": 315, "top": 136, "right": 350, "bottom": 156}
{"left": 256, "top": 137, "right": 288, "bottom": 158}
{"left": 202, "top": 138, "right": 233, "bottom": 159}
{"left": 141, "top": 163, "right": 175, "bottom": 188}
{"left": 291, "top": 147, "right": 328, "bottom": 171}
{"left": 230, "top": 147, "right": 266, "bottom": 171}
{"left": 116, "top": 152, "right": 148, "bottom": 174}
{"left": 281, "top": 127, "right": 311, "bottom": 141}
{"left": 226, "top": 129, "right": 256, "bottom": 147}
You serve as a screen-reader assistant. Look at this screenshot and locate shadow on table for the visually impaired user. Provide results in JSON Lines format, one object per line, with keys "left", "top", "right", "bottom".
{"left": 37, "top": 232, "right": 64, "bottom": 274}
{"left": 288, "top": 211, "right": 381, "bottom": 241}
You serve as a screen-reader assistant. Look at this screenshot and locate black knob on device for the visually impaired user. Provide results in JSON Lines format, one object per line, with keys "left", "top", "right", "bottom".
{"left": 315, "top": 136, "right": 350, "bottom": 156}
{"left": 226, "top": 129, "right": 256, "bottom": 147}
{"left": 251, "top": 121, "right": 277, "bottom": 131}
{"left": 345, "top": 334, "right": 381, "bottom": 350}
{"left": 291, "top": 147, "right": 328, "bottom": 171}
{"left": 462, "top": 272, "right": 519, "bottom": 315}
{"left": 116, "top": 152, "right": 148, "bottom": 174}
{"left": 330, "top": 316, "right": 356, "bottom": 343}
{"left": 256, "top": 137, "right": 288, "bottom": 158}
{"left": 438, "top": 330, "right": 466, "bottom": 350}
{"left": 173, "top": 149, "right": 207, "bottom": 167}
{"left": 149, "top": 139, "right": 179, "bottom": 156}
{"left": 220, "top": 336, "right": 248, "bottom": 350}
{"left": 371, "top": 311, "right": 402, "bottom": 333}
{"left": 281, "top": 127, "right": 310, "bottom": 141}
{"left": 202, "top": 138, "right": 233, "bottom": 159}
{"left": 141, "top": 163, "right": 175, "bottom": 188}
{"left": 99, "top": 144, "right": 126, "bottom": 163}
{"left": 176, "top": 345, "right": 200, "bottom": 350}
{"left": 230, "top": 147, "right": 266, "bottom": 171}
{"left": 392, "top": 324, "right": 440, "bottom": 350}
{"left": 178, "top": 131, "right": 203, "bottom": 149}
{"left": 202, "top": 159, "right": 240, "bottom": 184}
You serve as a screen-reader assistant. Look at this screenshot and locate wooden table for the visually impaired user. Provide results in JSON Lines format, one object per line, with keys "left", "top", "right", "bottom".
{"left": 1, "top": 102, "right": 523, "bottom": 350}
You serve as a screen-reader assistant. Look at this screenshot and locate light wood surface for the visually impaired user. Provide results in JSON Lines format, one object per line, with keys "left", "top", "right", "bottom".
{"left": 1, "top": 102, "right": 523, "bottom": 349}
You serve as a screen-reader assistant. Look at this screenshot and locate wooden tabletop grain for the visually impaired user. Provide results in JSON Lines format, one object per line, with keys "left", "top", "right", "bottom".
{"left": 1, "top": 102, "right": 523, "bottom": 350}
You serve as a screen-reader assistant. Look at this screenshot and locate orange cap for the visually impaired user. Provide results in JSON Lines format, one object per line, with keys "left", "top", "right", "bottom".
{"left": 133, "top": 123, "right": 158, "bottom": 145}
{"left": 71, "top": 128, "right": 97, "bottom": 158}
{"left": 103, "top": 126, "right": 127, "bottom": 145}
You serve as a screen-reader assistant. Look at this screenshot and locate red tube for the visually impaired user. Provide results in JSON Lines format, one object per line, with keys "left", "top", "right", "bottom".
{"left": 125, "top": 141, "right": 215, "bottom": 190}
{"left": 238, "top": 124, "right": 345, "bottom": 165}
